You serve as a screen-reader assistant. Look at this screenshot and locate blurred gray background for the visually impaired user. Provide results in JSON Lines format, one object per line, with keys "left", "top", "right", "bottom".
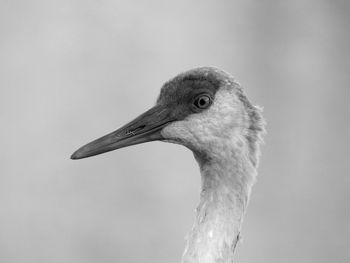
{"left": 1, "top": 0, "right": 349, "bottom": 262}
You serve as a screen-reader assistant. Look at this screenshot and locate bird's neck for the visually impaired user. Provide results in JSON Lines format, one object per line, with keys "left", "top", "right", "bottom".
{"left": 182, "top": 143, "right": 256, "bottom": 263}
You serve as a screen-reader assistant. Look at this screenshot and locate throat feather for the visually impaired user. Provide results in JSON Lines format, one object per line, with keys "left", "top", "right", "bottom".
{"left": 182, "top": 148, "right": 256, "bottom": 263}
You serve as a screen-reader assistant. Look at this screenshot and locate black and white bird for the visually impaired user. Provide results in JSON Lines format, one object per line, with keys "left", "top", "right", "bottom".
{"left": 71, "top": 67, "right": 265, "bottom": 263}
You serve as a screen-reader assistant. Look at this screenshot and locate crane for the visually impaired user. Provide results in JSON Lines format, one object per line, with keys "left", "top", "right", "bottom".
{"left": 71, "top": 67, "right": 265, "bottom": 263}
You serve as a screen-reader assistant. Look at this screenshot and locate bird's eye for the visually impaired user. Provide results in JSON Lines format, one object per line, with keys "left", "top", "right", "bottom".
{"left": 193, "top": 94, "right": 212, "bottom": 109}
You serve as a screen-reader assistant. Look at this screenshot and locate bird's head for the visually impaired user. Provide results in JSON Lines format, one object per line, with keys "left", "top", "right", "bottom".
{"left": 71, "top": 67, "right": 264, "bottom": 166}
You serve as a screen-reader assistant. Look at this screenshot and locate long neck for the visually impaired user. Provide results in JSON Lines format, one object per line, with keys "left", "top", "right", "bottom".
{"left": 181, "top": 145, "right": 257, "bottom": 263}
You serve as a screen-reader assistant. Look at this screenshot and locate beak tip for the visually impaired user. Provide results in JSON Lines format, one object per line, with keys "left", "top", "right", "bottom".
{"left": 70, "top": 150, "right": 83, "bottom": 160}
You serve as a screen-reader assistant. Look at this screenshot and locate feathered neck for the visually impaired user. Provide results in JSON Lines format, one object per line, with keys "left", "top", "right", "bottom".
{"left": 181, "top": 140, "right": 257, "bottom": 263}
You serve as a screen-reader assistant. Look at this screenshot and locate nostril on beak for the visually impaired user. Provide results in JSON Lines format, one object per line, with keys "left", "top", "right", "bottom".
{"left": 126, "top": 125, "right": 146, "bottom": 136}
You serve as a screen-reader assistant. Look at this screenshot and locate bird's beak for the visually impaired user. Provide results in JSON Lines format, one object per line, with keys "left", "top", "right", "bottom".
{"left": 71, "top": 104, "right": 174, "bottom": 160}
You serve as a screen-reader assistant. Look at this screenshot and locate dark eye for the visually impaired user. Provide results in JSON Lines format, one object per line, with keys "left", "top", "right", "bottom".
{"left": 193, "top": 94, "right": 212, "bottom": 109}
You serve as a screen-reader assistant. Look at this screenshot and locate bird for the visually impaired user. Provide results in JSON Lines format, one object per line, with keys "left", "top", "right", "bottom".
{"left": 71, "top": 67, "right": 265, "bottom": 263}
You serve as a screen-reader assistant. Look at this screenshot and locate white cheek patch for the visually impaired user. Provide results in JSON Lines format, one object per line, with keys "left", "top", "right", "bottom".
{"left": 161, "top": 88, "right": 245, "bottom": 152}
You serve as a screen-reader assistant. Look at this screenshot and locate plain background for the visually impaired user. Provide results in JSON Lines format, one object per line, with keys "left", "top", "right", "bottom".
{"left": 1, "top": 0, "right": 349, "bottom": 262}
